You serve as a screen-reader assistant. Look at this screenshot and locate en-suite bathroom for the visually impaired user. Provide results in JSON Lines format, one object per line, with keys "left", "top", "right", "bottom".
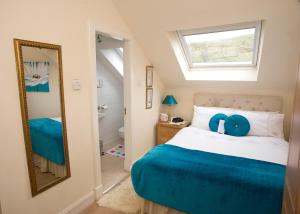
{"left": 96, "top": 33, "right": 128, "bottom": 192}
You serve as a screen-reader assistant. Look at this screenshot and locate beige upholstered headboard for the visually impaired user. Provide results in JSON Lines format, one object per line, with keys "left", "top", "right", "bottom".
{"left": 194, "top": 93, "right": 283, "bottom": 113}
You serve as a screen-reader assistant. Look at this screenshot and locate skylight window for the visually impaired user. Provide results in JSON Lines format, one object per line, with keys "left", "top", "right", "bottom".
{"left": 100, "top": 48, "right": 123, "bottom": 76}
{"left": 116, "top": 47, "right": 123, "bottom": 57}
{"left": 177, "top": 21, "right": 262, "bottom": 69}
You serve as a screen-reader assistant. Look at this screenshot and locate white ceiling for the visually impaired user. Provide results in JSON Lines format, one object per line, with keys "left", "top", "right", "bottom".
{"left": 113, "top": 0, "right": 300, "bottom": 91}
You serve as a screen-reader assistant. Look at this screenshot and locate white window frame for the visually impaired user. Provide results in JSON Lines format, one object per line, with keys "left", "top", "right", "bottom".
{"left": 115, "top": 47, "right": 123, "bottom": 58}
{"left": 177, "top": 21, "right": 262, "bottom": 69}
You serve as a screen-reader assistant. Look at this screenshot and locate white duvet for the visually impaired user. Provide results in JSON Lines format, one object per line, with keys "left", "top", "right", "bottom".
{"left": 51, "top": 117, "right": 62, "bottom": 122}
{"left": 167, "top": 127, "right": 289, "bottom": 165}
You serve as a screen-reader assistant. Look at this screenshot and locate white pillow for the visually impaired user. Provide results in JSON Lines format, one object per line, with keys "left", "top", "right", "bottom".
{"left": 235, "top": 109, "right": 284, "bottom": 138}
{"left": 191, "top": 106, "right": 285, "bottom": 138}
{"left": 191, "top": 106, "right": 235, "bottom": 131}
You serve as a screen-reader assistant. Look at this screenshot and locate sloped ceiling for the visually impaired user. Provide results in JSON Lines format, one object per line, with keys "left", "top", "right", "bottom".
{"left": 113, "top": 0, "right": 300, "bottom": 90}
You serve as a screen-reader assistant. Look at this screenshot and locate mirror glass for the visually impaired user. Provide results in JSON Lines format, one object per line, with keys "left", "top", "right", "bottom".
{"left": 14, "top": 40, "right": 70, "bottom": 196}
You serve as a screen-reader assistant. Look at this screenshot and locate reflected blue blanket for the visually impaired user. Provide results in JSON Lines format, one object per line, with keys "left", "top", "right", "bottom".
{"left": 29, "top": 118, "right": 64, "bottom": 165}
{"left": 131, "top": 144, "right": 286, "bottom": 214}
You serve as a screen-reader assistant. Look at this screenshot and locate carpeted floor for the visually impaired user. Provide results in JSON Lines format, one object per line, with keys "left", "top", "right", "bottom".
{"left": 81, "top": 204, "right": 125, "bottom": 214}
{"left": 82, "top": 145, "right": 133, "bottom": 214}
{"left": 81, "top": 177, "right": 141, "bottom": 214}
{"left": 97, "top": 177, "right": 141, "bottom": 214}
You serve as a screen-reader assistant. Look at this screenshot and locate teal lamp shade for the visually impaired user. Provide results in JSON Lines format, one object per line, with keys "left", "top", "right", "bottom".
{"left": 162, "top": 95, "right": 177, "bottom": 105}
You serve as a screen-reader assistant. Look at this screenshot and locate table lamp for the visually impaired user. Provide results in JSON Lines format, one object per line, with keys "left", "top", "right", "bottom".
{"left": 162, "top": 95, "right": 177, "bottom": 106}
{"left": 161, "top": 95, "right": 177, "bottom": 122}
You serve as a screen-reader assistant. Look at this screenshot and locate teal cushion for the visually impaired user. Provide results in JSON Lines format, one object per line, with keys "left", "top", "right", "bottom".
{"left": 209, "top": 113, "right": 228, "bottom": 132}
{"left": 225, "top": 114, "right": 250, "bottom": 137}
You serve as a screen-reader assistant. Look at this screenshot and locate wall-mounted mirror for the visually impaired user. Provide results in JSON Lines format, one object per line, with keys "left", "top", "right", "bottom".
{"left": 14, "top": 39, "right": 70, "bottom": 196}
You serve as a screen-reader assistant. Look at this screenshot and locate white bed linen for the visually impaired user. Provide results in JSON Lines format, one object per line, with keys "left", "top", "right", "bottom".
{"left": 51, "top": 117, "right": 61, "bottom": 122}
{"left": 167, "top": 127, "right": 289, "bottom": 165}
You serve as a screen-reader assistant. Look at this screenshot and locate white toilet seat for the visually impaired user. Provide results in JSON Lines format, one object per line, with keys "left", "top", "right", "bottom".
{"left": 118, "top": 126, "right": 124, "bottom": 139}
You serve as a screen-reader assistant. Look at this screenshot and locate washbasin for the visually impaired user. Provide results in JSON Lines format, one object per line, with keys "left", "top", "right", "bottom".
{"left": 98, "top": 112, "right": 106, "bottom": 119}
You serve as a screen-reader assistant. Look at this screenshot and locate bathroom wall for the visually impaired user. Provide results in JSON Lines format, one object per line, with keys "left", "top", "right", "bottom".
{"left": 96, "top": 49, "right": 124, "bottom": 149}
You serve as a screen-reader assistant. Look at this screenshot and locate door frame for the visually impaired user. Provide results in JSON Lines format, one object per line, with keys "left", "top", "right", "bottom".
{"left": 88, "top": 23, "right": 133, "bottom": 199}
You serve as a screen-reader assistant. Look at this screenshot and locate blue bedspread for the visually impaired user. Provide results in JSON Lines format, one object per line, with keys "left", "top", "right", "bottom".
{"left": 131, "top": 144, "right": 286, "bottom": 214}
{"left": 29, "top": 118, "right": 65, "bottom": 165}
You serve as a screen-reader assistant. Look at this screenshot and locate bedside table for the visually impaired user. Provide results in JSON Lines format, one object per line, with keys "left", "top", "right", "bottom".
{"left": 156, "top": 122, "right": 190, "bottom": 145}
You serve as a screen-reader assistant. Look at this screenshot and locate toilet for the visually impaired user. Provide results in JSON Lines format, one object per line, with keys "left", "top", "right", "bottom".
{"left": 118, "top": 126, "right": 124, "bottom": 139}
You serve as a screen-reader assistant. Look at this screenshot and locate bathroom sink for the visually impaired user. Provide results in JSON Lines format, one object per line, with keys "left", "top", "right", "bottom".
{"left": 98, "top": 112, "right": 106, "bottom": 119}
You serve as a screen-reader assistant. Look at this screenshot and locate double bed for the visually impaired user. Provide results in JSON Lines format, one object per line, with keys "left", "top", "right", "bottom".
{"left": 131, "top": 94, "right": 289, "bottom": 214}
{"left": 29, "top": 117, "right": 66, "bottom": 177}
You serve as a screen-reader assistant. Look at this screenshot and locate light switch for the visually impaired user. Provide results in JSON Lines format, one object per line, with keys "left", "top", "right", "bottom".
{"left": 72, "top": 79, "right": 81, "bottom": 90}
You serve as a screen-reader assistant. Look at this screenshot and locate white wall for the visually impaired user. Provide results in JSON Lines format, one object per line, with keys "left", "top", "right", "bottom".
{"left": 113, "top": 0, "right": 300, "bottom": 89}
{"left": 96, "top": 52, "right": 124, "bottom": 147}
{"left": 0, "top": 0, "right": 164, "bottom": 213}
{"left": 162, "top": 87, "right": 294, "bottom": 139}
{"left": 114, "top": 0, "right": 300, "bottom": 137}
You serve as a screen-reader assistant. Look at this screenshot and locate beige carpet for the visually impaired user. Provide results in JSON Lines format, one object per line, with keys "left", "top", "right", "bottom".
{"left": 97, "top": 177, "right": 141, "bottom": 214}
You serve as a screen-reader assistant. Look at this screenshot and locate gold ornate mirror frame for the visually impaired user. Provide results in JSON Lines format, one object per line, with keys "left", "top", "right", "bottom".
{"left": 14, "top": 39, "right": 71, "bottom": 196}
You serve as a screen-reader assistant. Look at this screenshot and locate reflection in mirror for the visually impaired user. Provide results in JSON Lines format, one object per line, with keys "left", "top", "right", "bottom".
{"left": 14, "top": 39, "right": 70, "bottom": 196}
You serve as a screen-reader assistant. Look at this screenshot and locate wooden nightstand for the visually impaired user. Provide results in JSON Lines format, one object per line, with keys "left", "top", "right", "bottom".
{"left": 156, "top": 122, "right": 190, "bottom": 145}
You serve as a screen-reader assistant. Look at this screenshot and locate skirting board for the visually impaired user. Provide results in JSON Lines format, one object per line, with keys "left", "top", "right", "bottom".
{"left": 94, "top": 184, "right": 104, "bottom": 200}
{"left": 58, "top": 191, "right": 94, "bottom": 214}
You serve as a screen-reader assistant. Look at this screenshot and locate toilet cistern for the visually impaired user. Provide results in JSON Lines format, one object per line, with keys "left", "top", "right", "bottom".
{"left": 118, "top": 127, "right": 124, "bottom": 139}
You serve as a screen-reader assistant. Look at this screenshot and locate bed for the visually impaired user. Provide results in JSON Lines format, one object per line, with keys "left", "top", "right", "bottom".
{"left": 131, "top": 93, "right": 288, "bottom": 214}
{"left": 29, "top": 117, "right": 66, "bottom": 177}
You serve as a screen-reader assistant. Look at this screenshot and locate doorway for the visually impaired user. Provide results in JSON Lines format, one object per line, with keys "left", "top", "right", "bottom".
{"left": 95, "top": 32, "right": 129, "bottom": 193}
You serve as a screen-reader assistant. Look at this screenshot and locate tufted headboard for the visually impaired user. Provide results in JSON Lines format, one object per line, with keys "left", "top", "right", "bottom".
{"left": 194, "top": 93, "right": 283, "bottom": 113}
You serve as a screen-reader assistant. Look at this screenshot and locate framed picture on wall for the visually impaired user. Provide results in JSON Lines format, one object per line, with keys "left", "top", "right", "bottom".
{"left": 146, "top": 66, "right": 153, "bottom": 87}
{"left": 146, "top": 88, "right": 153, "bottom": 109}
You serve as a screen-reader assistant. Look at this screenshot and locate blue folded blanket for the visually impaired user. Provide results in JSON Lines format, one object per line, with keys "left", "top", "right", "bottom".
{"left": 29, "top": 118, "right": 65, "bottom": 165}
{"left": 131, "top": 144, "right": 286, "bottom": 214}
